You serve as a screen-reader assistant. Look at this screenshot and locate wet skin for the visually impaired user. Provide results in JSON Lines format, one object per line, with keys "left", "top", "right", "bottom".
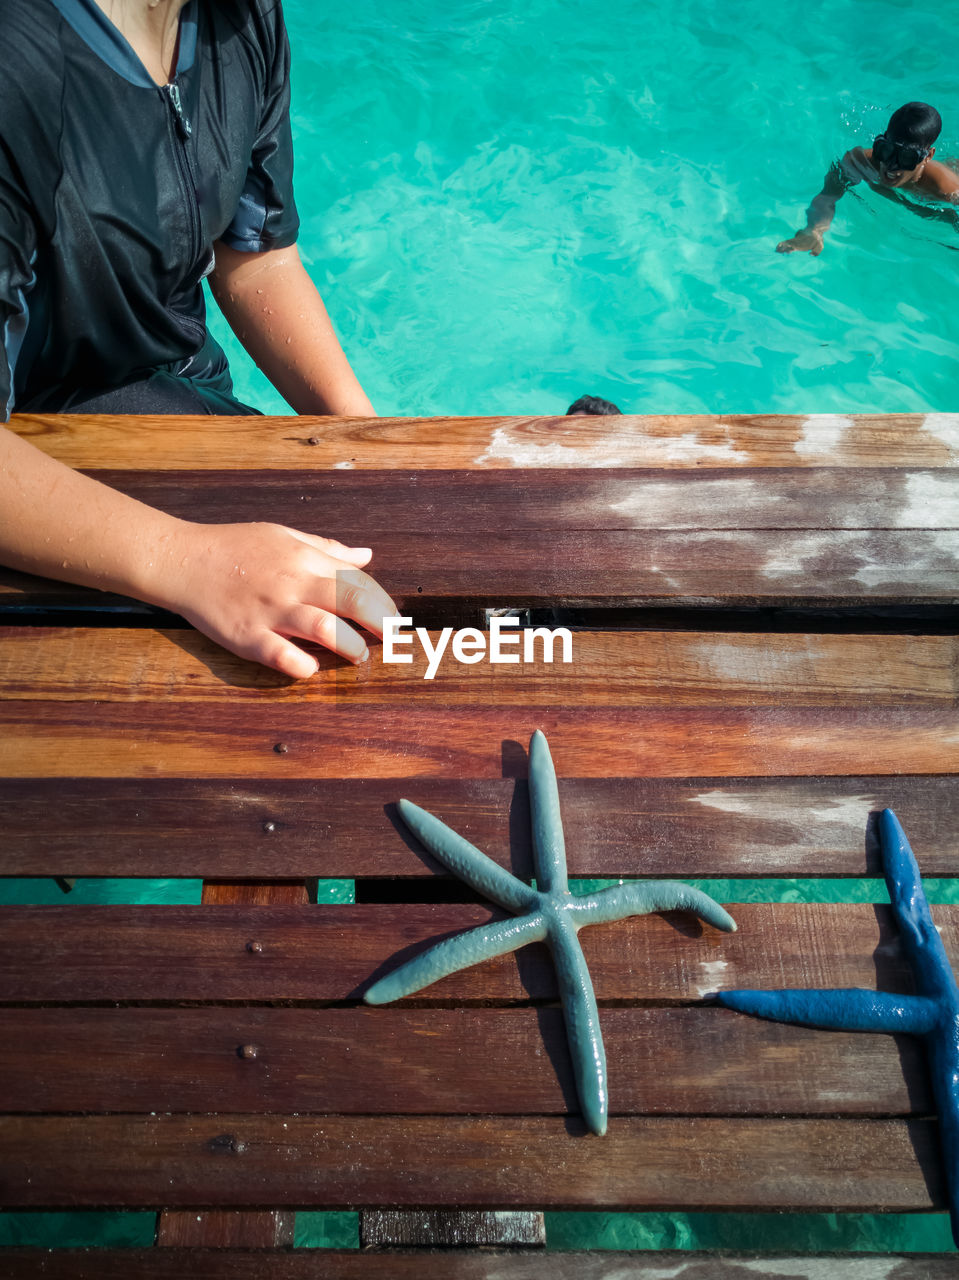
{"left": 777, "top": 143, "right": 959, "bottom": 255}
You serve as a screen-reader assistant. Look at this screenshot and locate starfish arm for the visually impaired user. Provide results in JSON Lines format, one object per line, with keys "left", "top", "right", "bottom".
{"left": 881, "top": 810, "right": 956, "bottom": 999}
{"left": 528, "top": 730, "right": 569, "bottom": 894}
{"left": 926, "top": 1012, "right": 959, "bottom": 1248}
{"left": 572, "top": 880, "right": 736, "bottom": 934}
{"left": 716, "top": 987, "right": 940, "bottom": 1035}
{"left": 550, "top": 915, "right": 607, "bottom": 1136}
{"left": 397, "top": 798, "right": 539, "bottom": 914}
{"left": 364, "top": 910, "right": 548, "bottom": 1004}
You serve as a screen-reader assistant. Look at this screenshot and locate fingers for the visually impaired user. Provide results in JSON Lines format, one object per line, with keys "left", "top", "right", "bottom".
{"left": 287, "top": 528, "right": 373, "bottom": 566}
{"left": 330, "top": 567, "right": 398, "bottom": 638}
{"left": 282, "top": 526, "right": 398, "bottom": 645}
{"left": 253, "top": 608, "right": 368, "bottom": 678}
{"left": 285, "top": 603, "right": 369, "bottom": 664}
{"left": 258, "top": 635, "right": 320, "bottom": 681}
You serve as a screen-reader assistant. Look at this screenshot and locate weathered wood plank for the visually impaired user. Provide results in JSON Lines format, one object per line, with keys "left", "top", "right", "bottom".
{"left": 4, "top": 1252, "right": 956, "bottom": 1279}
{"left": 1, "top": 704, "right": 956, "bottom": 778}
{"left": 2, "top": 776, "right": 954, "bottom": 879}
{"left": 9, "top": 411, "right": 959, "bottom": 469}
{"left": 360, "top": 1209, "right": 545, "bottom": 1247}
{"left": 3, "top": 529, "right": 959, "bottom": 610}
{"left": 0, "top": 904, "right": 954, "bottom": 1004}
{"left": 0, "top": 1114, "right": 943, "bottom": 1210}
{"left": 1, "top": 628, "right": 955, "bottom": 706}
{"left": 40, "top": 467, "right": 959, "bottom": 532}
{"left": 0, "top": 1006, "right": 933, "bottom": 1116}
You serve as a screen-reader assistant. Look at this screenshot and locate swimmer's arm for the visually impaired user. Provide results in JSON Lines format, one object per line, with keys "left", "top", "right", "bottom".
{"left": 209, "top": 242, "right": 375, "bottom": 417}
{"left": 0, "top": 425, "right": 396, "bottom": 678}
{"left": 776, "top": 154, "right": 857, "bottom": 255}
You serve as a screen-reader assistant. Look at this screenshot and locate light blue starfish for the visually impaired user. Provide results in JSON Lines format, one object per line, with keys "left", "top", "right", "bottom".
{"left": 717, "top": 809, "right": 959, "bottom": 1248}
{"left": 365, "top": 729, "right": 737, "bottom": 1135}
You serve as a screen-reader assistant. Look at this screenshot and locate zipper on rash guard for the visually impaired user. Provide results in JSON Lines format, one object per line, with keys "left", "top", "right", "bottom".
{"left": 165, "top": 82, "right": 192, "bottom": 141}
{"left": 162, "top": 81, "right": 201, "bottom": 267}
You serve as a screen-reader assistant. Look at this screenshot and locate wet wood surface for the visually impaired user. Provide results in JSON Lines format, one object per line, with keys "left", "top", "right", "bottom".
{"left": 2, "top": 413, "right": 957, "bottom": 1245}
{"left": 2, "top": 627, "right": 956, "bottom": 705}
{"left": 3, "top": 528, "right": 958, "bottom": 610}
{"left": 3, "top": 702, "right": 957, "bottom": 777}
{"left": 25, "top": 465, "right": 959, "bottom": 530}
{"left": 4, "top": 1252, "right": 956, "bottom": 1278}
{"left": 9, "top": 410, "right": 959, "bottom": 469}
{"left": 0, "top": 1005, "right": 934, "bottom": 1116}
{"left": 2, "top": 775, "right": 955, "bottom": 878}
{"left": 0, "top": 1114, "right": 945, "bottom": 1210}
{"left": 1, "top": 903, "right": 955, "bottom": 1003}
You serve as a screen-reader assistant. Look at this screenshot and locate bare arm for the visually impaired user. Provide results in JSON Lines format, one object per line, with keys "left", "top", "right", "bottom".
{"left": 776, "top": 155, "right": 856, "bottom": 255}
{"left": 209, "top": 241, "right": 375, "bottom": 416}
{"left": 0, "top": 425, "right": 396, "bottom": 677}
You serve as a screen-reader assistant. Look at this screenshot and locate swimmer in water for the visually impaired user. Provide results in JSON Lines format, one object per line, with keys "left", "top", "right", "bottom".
{"left": 776, "top": 101, "right": 959, "bottom": 257}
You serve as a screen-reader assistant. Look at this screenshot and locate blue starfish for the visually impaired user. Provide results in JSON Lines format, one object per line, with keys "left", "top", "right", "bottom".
{"left": 365, "top": 729, "right": 737, "bottom": 1135}
{"left": 717, "top": 809, "right": 959, "bottom": 1248}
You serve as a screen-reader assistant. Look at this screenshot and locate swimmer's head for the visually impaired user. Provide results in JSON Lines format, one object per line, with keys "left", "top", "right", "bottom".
{"left": 566, "top": 395, "right": 622, "bottom": 416}
{"left": 873, "top": 102, "right": 942, "bottom": 187}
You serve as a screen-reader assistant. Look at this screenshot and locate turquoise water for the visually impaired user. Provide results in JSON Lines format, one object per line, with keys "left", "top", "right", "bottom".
{"left": 209, "top": 0, "right": 959, "bottom": 417}
{"left": 5, "top": 0, "right": 959, "bottom": 1254}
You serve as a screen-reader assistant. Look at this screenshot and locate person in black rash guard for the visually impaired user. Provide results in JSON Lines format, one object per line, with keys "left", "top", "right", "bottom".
{"left": 0, "top": 0, "right": 397, "bottom": 678}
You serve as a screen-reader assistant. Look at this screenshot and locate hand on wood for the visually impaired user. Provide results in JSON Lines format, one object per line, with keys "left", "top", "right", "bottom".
{"left": 158, "top": 520, "right": 396, "bottom": 678}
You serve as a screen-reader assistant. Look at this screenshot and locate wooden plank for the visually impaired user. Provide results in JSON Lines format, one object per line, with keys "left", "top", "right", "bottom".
{"left": 10, "top": 410, "right": 959, "bottom": 469}
{"left": 0, "top": 1114, "right": 943, "bottom": 1209}
{"left": 40, "top": 467, "right": 959, "bottom": 532}
{"left": 152, "top": 871, "right": 308, "bottom": 1249}
{"left": 1, "top": 904, "right": 955, "bottom": 1004}
{"left": 360, "top": 1209, "right": 545, "bottom": 1247}
{"left": 4, "top": 1252, "right": 957, "bottom": 1279}
{"left": 0, "top": 1006, "right": 933, "bottom": 1116}
{"left": 3, "top": 528, "right": 957, "bottom": 610}
{"left": 1, "top": 628, "right": 956, "bottom": 706}
{"left": 2, "top": 776, "right": 954, "bottom": 879}
{"left": 154, "top": 1210, "right": 295, "bottom": 1247}
{"left": 1, "top": 704, "right": 956, "bottom": 778}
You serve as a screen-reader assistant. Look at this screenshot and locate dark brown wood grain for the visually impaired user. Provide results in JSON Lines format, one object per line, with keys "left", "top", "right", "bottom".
{"left": 58, "top": 467, "right": 959, "bottom": 532}
{"left": 10, "top": 409, "right": 959, "bottom": 469}
{"left": 3, "top": 528, "right": 959, "bottom": 610}
{"left": 0, "top": 1114, "right": 943, "bottom": 1209}
{"left": 1, "top": 703, "right": 956, "bottom": 778}
{"left": 0, "top": 1006, "right": 933, "bottom": 1116}
{"left": 156, "top": 877, "right": 309, "bottom": 1251}
{"left": 3, "top": 1252, "right": 956, "bottom": 1278}
{"left": 2, "top": 776, "right": 954, "bottom": 879}
{"left": 154, "top": 1210, "right": 295, "bottom": 1248}
{"left": 2, "top": 627, "right": 955, "bottom": 706}
{"left": 0, "top": 904, "right": 954, "bottom": 1004}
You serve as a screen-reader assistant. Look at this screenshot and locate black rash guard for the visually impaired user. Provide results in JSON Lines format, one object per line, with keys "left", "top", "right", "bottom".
{"left": 0, "top": 0, "right": 299, "bottom": 418}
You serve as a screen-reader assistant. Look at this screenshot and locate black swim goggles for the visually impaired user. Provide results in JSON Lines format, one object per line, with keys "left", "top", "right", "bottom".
{"left": 872, "top": 134, "right": 930, "bottom": 171}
